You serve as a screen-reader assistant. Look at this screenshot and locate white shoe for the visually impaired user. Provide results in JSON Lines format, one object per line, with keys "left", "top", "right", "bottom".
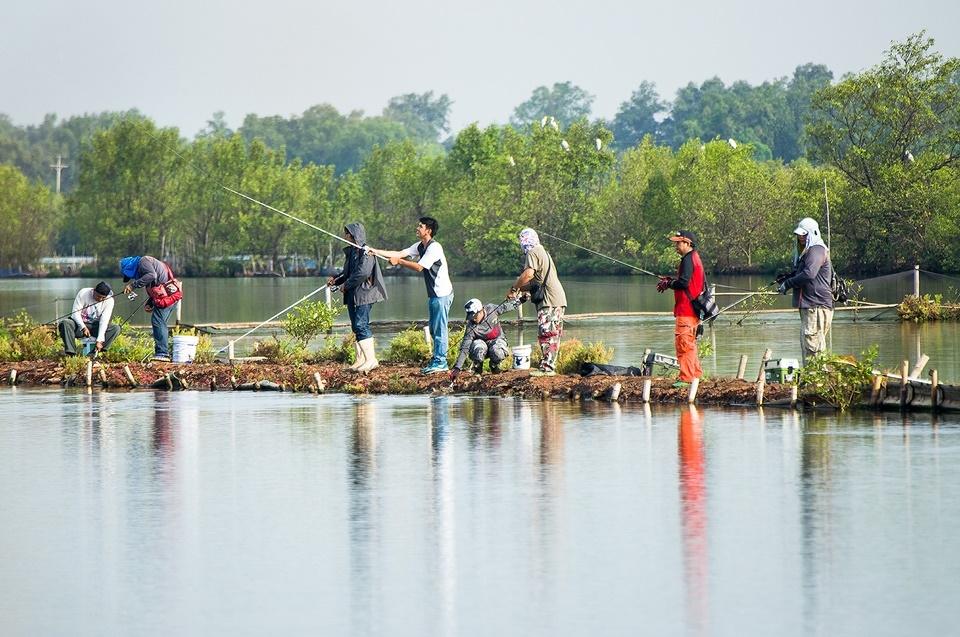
{"left": 347, "top": 341, "right": 364, "bottom": 370}
{"left": 356, "top": 338, "right": 379, "bottom": 372}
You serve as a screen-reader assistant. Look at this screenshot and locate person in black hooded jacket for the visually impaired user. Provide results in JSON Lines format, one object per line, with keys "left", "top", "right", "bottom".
{"left": 327, "top": 222, "right": 387, "bottom": 371}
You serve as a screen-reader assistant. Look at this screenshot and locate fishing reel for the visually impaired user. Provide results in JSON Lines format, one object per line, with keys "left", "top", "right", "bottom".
{"left": 127, "top": 291, "right": 138, "bottom": 301}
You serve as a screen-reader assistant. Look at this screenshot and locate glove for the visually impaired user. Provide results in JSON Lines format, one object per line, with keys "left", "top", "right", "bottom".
{"left": 777, "top": 282, "right": 787, "bottom": 295}
{"left": 656, "top": 277, "right": 672, "bottom": 293}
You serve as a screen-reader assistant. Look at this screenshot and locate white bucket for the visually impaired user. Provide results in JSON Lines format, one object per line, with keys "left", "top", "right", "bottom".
{"left": 171, "top": 335, "right": 200, "bottom": 363}
{"left": 512, "top": 344, "right": 532, "bottom": 370}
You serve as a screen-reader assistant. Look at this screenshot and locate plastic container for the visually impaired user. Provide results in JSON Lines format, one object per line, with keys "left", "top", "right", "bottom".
{"left": 80, "top": 337, "right": 96, "bottom": 356}
{"left": 171, "top": 335, "right": 200, "bottom": 363}
{"left": 764, "top": 358, "right": 800, "bottom": 383}
{"left": 512, "top": 344, "right": 532, "bottom": 370}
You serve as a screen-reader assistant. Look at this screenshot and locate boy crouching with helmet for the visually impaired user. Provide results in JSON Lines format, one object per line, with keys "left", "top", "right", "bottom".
{"left": 450, "top": 297, "right": 523, "bottom": 380}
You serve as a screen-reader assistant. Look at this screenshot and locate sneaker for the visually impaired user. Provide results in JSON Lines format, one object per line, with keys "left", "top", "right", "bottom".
{"left": 530, "top": 369, "right": 557, "bottom": 377}
{"left": 153, "top": 354, "right": 171, "bottom": 362}
{"left": 421, "top": 363, "right": 449, "bottom": 375}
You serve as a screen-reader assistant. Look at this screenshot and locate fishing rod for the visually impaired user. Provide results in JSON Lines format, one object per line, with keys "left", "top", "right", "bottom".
{"left": 143, "top": 128, "right": 386, "bottom": 260}
{"left": 212, "top": 284, "right": 331, "bottom": 357}
{"left": 41, "top": 291, "right": 137, "bottom": 328}
{"left": 504, "top": 218, "right": 758, "bottom": 292}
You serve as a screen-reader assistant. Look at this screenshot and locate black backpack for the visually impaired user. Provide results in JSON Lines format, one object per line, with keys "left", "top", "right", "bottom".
{"left": 831, "top": 269, "right": 849, "bottom": 304}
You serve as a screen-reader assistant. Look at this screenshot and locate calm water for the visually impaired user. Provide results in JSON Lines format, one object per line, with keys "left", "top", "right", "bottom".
{"left": 0, "top": 389, "right": 957, "bottom": 636}
{"left": 3, "top": 275, "right": 960, "bottom": 380}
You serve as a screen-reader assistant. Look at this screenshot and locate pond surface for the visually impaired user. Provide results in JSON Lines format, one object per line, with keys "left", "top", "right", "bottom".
{"left": 3, "top": 274, "right": 960, "bottom": 380}
{"left": 0, "top": 389, "right": 957, "bottom": 636}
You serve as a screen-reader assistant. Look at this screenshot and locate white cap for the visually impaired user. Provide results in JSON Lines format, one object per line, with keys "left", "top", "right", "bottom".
{"left": 464, "top": 298, "right": 482, "bottom": 315}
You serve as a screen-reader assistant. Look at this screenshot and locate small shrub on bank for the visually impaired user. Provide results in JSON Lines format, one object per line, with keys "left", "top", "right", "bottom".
{"left": 252, "top": 337, "right": 308, "bottom": 364}
{"left": 312, "top": 334, "right": 356, "bottom": 364}
{"left": 385, "top": 326, "right": 431, "bottom": 364}
{"left": 62, "top": 355, "right": 89, "bottom": 380}
{"left": 283, "top": 301, "right": 343, "bottom": 347}
{"left": 446, "top": 328, "right": 465, "bottom": 367}
{"left": 800, "top": 347, "right": 878, "bottom": 411}
{"left": 0, "top": 312, "right": 60, "bottom": 361}
{"left": 531, "top": 338, "right": 614, "bottom": 374}
{"left": 193, "top": 334, "right": 215, "bottom": 363}
{"left": 897, "top": 294, "right": 960, "bottom": 322}
{"left": 98, "top": 331, "right": 155, "bottom": 363}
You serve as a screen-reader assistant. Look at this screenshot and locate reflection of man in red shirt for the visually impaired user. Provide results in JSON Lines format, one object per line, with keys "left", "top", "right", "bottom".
{"left": 678, "top": 405, "right": 708, "bottom": 633}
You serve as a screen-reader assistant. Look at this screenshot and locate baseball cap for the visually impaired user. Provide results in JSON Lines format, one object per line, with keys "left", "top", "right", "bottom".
{"left": 464, "top": 298, "right": 482, "bottom": 319}
{"left": 669, "top": 230, "right": 698, "bottom": 247}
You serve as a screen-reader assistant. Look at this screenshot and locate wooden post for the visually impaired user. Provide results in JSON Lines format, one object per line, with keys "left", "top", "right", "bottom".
{"left": 227, "top": 340, "right": 235, "bottom": 361}
{"left": 641, "top": 378, "right": 652, "bottom": 403}
{"left": 931, "top": 369, "right": 939, "bottom": 412}
{"left": 98, "top": 368, "right": 107, "bottom": 385}
{"left": 176, "top": 299, "right": 182, "bottom": 325}
{"left": 757, "top": 348, "right": 772, "bottom": 382}
{"left": 325, "top": 286, "right": 332, "bottom": 309}
{"left": 736, "top": 355, "right": 748, "bottom": 380}
{"left": 687, "top": 378, "right": 699, "bottom": 404}
{"left": 8, "top": 369, "right": 16, "bottom": 385}
{"left": 899, "top": 360, "right": 909, "bottom": 409}
{"left": 756, "top": 376, "right": 766, "bottom": 406}
{"left": 790, "top": 385, "right": 798, "bottom": 409}
{"left": 314, "top": 372, "right": 325, "bottom": 393}
{"left": 870, "top": 374, "right": 883, "bottom": 406}
{"left": 423, "top": 325, "right": 432, "bottom": 348}
{"left": 642, "top": 348, "right": 651, "bottom": 376}
{"left": 517, "top": 301, "right": 523, "bottom": 323}
{"left": 909, "top": 354, "right": 929, "bottom": 379}
{"left": 124, "top": 365, "right": 137, "bottom": 387}
{"left": 608, "top": 382, "right": 621, "bottom": 402}
{"left": 85, "top": 361, "right": 93, "bottom": 387}
{"left": 913, "top": 265, "right": 920, "bottom": 297}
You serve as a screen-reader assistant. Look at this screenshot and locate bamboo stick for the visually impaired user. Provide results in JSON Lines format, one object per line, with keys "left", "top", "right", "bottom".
{"left": 909, "top": 354, "right": 929, "bottom": 379}
{"left": 687, "top": 378, "right": 699, "bottom": 404}
{"left": 931, "top": 370, "right": 939, "bottom": 411}
{"left": 899, "top": 360, "right": 909, "bottom": 409}
{"left": 736, "top": 355, "right": 748, "bottom": 380}
{"left": 641, "top": 378, "right": 652, "bottom": 403}
{"left": 123, "top": 365, "right": 137, "bottom": 387}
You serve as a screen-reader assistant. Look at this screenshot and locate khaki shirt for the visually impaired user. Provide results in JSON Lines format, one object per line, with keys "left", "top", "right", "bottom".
{"left": 524, "top": 245, "right": 566, "bottom": 308}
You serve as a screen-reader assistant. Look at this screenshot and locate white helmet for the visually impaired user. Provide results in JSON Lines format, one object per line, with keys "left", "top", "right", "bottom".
{"left": 464, "top": 298, "right": 482, "bottom": 316}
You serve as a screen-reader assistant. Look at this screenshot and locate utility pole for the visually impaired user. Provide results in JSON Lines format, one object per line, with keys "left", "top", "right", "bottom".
{"left": 50, "top": 155, "right": 69, "bottom": 193}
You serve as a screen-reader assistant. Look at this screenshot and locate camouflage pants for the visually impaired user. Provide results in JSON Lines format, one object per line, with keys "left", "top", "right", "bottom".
{"left": 537, "top": 306, "right": 565, "bottom": 371}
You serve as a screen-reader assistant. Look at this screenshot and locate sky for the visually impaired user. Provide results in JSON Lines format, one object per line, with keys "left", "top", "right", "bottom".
{"left": 3, "top": 0, "right": 959, "bottom": 137}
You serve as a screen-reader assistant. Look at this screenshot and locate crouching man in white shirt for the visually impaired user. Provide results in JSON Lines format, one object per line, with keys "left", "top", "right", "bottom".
{"left": 58, "top": 281, "right": 119, "bottom": 357}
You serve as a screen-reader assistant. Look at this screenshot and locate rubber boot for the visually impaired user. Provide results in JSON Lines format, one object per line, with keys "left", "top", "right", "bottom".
{"left": 347, "top": 341, "right": 364, "bottom": 370}
{"left": 356, "top": 338, "right": 379, "bottom": 372}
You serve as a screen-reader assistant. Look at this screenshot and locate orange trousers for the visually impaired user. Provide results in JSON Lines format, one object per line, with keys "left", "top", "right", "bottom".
{"left": 675, "top": 316, "right": 702, "bottom": 381}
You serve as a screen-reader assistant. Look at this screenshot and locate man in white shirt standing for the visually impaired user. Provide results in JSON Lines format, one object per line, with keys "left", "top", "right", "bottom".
{"left": 57, "top": 281, "right": 119, "bottom": 357}
{"left": 370, "top": 216, "right": 454, "bottom": 374}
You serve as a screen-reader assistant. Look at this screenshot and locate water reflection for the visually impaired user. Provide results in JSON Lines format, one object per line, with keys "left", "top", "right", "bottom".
{"left": 429, "top": 398, "right": 457, "bottom": 636}
{"left": 347, "top": 399, "right": 379, "bottom": 637}
{"left": 678, "top": 406, "right": 709, "bottom": 636}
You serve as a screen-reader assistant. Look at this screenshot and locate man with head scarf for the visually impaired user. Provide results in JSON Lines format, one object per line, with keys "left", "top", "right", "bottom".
{"left": 507, "top": 228, "right": 567, "bottom": 376}
{"left": 58, "top": 281, "right": 119, "bottom": 357}
{"left": 777, "top": 217, "right": 834, "bottom": 364}
{"left": 120, "top": 255, "right": 182, "bottom": 362}
{"left": 328, "top": 222, "right": 387, "bottom": 372}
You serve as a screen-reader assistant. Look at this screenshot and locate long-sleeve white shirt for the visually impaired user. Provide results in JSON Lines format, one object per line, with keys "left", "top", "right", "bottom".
{"left": 70, "top": 288, "right": 115, "bottom": 342}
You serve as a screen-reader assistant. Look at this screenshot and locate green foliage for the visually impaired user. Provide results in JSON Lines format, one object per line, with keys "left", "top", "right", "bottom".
{"left": 697, "top": 337, "right": 714, "bottom": 359}
{"left": 98, "top": 331, "right": 155, "bottom": 363}
{"left": 511, "top": 82, "right": 595, "bottom": 128}
{"left": 446, "top": 328, "right": 465, "bottom": 367}
{"left": 0, "top": 312, "right": 60, "bottom": 361}
{"left": 251, "top": 337, "right": 308, "bottom": 364}
{"left": 62, "top": 355, "right": 88, "bottom": 379}
{"left": 807, "top": 32, "right": 960, "bottom": 272}
{"left": 0, "top": 165, "right": 58, "bottom": 271}
{"left": 193, "top": 334, "right": 215, "bottom": 363}
{"left": 800, "top": 348, "right": 878, "bottom": 411}
{"left": 283, "top": 301, "right": 342, "bottom": 347}
{"left": 532, "top": 338, "right": 614, "bottom": 375}
{"left": 385, "top": 373, "right": 419, "bottom": 394}
{"left": 312, "top": 334, "right": 356, "bottom": 364}
{"left": 385, "top": 326, "right": 431, "bottom": 364}
{"left": 897, "top": 294, "right": 960, "bottom": 322}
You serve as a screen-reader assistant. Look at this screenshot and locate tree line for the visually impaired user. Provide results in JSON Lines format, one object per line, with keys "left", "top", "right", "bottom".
{"left": 0, "top": 32, "right": 957, "bottom": 276}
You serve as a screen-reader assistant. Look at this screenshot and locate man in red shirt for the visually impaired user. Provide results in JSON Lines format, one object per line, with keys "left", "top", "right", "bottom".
{"left": 657, "top": 231, "right": 704, "bottom": 386}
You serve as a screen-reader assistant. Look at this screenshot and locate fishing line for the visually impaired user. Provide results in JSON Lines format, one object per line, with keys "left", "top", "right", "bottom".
{"left": 212, "top": 284, "right": 330, "bottom": 356}
{"left": 41, "top": 292, "right": 134, "bottom": 327}
{"left": 142, "top": 127, "right": 384, "bottom": 258}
